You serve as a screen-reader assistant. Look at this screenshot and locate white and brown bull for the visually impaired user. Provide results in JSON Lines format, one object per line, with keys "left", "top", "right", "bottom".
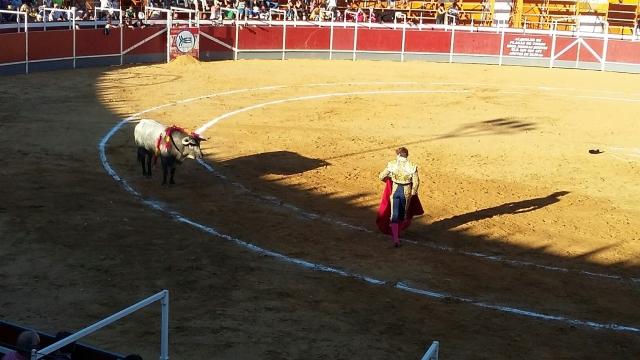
{"left": 134, "top": 119, "right": 207, "bottom": 185}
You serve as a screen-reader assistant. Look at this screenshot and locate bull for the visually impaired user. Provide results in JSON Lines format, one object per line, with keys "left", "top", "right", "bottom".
{"left": 134, "top": 119, "right": 207, "bottom": 185}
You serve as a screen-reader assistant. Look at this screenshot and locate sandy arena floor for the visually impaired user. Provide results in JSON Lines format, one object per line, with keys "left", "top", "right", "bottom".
{"left": 1, "top": 58, "right": 640, "bottom": 359}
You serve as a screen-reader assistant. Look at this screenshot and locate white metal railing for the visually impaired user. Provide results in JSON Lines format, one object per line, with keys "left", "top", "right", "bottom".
{"left": 146, "top": 6, "right": 173, "bottom": 63}
{"left": 39, "top": 6, "right": 77, "bottom": 31}
{"left": 421, "top": 341, "right": 439, "bottom": 360}
{"left": 269, "top": 8, "right": 286, "bottom": 22}
{"left": 445, "top": 13, "right": 457, "bottom": 26}
{"left": 30, "top": 290, "right": 169, "bottom": 360}
{"left": 220, "top": 7, "right": 240, "bottom": 60}
{"left": 320, "top": 9, "right": 334, "bottom": 22}
{"left": 171, "top": 6, "right": 199, "bottom": 27}
{"left": 0, "top": 15, "right": 636, "bottom": 74}
{"left": 94, "top": 6, "right": 122, "bottom": 29}
{"left": 91, "top": 7, "right": 123, "bottom": 65}
{"left": 0, "top": 8, "right": 27, "bottom": 33}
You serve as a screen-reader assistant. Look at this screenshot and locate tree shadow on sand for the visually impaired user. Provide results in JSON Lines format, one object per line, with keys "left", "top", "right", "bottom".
{"left": 429, "top": 191, "right": 570, "bottom": 231}
{"left": 326, "top": 117, "right": 537, "bottom": 161}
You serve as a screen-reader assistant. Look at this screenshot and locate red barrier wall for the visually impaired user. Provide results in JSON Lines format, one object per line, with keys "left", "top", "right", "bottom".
{"left": 284, "top": 26, "right": 330, "bottom": 50}
{"left": 239, "top": 26, "right": 283, "bottom": 49}
{"left": 28, "top": 30, "right": 73, "bottom": 60}
{"left": 3, "top": 25, "right": 640, "bottom": 72}
{"left": 554, "top": 37, "right": 579, "bottom": 61}
{"left": 579, "top": 38, "right": 604, "bottom": 63}
{"left": 606, "top": 39, "right": 640, "bottom": 63}
{"left": 404, "top": 30, "right": 451, "bottom": 53}
{"left": 0, "top": 33, "right": 26, "bottom": 63}
{"left": 357, "top": 28, "right": 402, "bottom": 52}
{"left": 77, "top": 28, "right": 121, "bottom": 56}
{"left": 123, "top": 27, "right": 167, "bottom": 55}
{"left": 332, "top": 28, "right": 355, "bottom": 50}
{"left": 453, "top": 32, "right": 501, "bottom": 55}
{"left": 200, "top": 25, "right": 236, "bottom": 52}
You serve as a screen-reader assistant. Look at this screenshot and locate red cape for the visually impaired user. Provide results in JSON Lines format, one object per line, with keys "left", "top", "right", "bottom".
{"left": 376, "top": 179, "right": 424, "bottom": 234}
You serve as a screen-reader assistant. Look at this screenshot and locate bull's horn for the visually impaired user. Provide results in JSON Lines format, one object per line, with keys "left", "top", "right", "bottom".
{"left": 181, "top": 137, "right": 191, "bottom": 145}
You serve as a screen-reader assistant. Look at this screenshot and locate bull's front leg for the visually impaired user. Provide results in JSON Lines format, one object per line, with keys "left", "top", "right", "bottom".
{"left": 161, "top": 157, "right": 169, "bottom": 185}
{"left": 169, "top": 166, "right": 176, "bottom": 185}
{"left": 137, "top": 148, "right": 148, "bottom": 176}
{"left": 146, "top": 152, "right": 153, "bottom": 177}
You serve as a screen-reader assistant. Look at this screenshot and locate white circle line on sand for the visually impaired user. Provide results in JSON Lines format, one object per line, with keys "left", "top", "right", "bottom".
{"left": 100, "top": 83, "right": 640, "bottom": 334}
{"left": 194, "top": 89, "right": 640, "bottom": 286}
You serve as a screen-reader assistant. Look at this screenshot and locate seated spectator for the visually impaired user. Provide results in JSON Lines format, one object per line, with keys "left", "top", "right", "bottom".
{"left": 308, "top": 3, "right": 320, "bottom": 20}
{"left": 134, "top": 11, "right": 146, "bottom": 26}
{"left": 45, "top": 332, "right": 75, "bottom": 360}
{"left": 49, "top": 3, "right": 66, "bottom": 21}
{"left": 125, "top": 4, "right": 135, "bottom": 18}
{"left": 258, "top": 3, "right": 268, "bottom": 19}
{"left": 2, "top": 331, "right": 40, "bottom": 360}
{"left": 10, "top": 0, "right": 22, "bottom": 16}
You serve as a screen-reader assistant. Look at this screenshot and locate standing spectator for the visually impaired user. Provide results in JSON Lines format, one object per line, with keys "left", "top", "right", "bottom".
{"left": 2, "top": 331, "right": 40, "bottom": 360}
{"left": 285, "top": 0, "right": 294, "bottom": 19}
{"left": 326, "top": 0, "right": 335, "bottom": 17}
{"left": 435, "top": 1, "right": 444, "bottom": 24}
{"left": 447, "top": 0, "right": 461, "bottom": 24}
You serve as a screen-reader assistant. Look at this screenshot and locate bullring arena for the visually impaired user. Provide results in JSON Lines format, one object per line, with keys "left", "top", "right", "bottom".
{"left": 2, "top": 4, "right": 640, "bottom": 360}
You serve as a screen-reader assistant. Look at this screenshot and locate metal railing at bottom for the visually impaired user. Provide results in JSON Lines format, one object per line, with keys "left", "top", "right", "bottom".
{"left": 30, "top": 290, "right": 169, "bottom": 360}
{"left": 421, "top": 341, "right": 440, "bottom": 360}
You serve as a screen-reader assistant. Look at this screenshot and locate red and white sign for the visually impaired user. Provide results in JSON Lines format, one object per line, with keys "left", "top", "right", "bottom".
{"left": 170, "top": 27, "right": 199, "bottom": 60}
{"left": 505, "top": 36, "right": 549, "bottom": 58}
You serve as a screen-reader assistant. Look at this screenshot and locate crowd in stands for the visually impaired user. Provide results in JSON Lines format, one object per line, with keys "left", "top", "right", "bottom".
{"left": 155, "top": 0, "right": 466, "bottom": 25}
{"left": 0, "top": 0, "right": 465, "bottom": 25}
{"left": 1, "top": 330, "right": 143, "bottom": 360}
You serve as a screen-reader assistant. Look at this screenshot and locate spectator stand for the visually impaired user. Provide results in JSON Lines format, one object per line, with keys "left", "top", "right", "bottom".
{"left": 93, "top": 7, "right": 124, "bottom": 64}
{"left": 490, "top": 0, "right": 512, "bottom": 27}
{"left": 170, "top": 5, "right": 200, "bottom": 27}
{"left": 576, "top": 0, "right": 607, "bottom": 33}
{"left": 39, "top": 5, "right": 76, "bottom": 31}
{"left": 458, "top": 0, "right": 492, "bottom": 26}
{"left": 606, "top": 0, "right": 638, "bottom": 36}
{"left": 38, "top": 6, "right": 79, "bottom": 67}
{"left": 0, "top": 8, "right": 28, "bottom": 32}
{"left": 145, "top": 5, "right": 173, "bottom": 61}
{"left": 27, "top": 290, "right": 169, "bottom": 360}
{"left": 94, "top": 5, "right": 122, "bottom": 26}
{"left": 94, "top": 6, "right": 122, "bottom": 27}
{"left": 406, "top": 0, "right": 437, "bottom": 26}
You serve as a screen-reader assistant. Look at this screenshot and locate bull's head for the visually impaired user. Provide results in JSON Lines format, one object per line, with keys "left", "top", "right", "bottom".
{"left": 180, "top": 133, "right": 207, "bottom": 160}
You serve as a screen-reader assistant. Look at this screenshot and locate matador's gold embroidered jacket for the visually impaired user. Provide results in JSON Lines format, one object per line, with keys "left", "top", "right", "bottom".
{"left": 378, "top": 158, "right": 420, "bottom": 216}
